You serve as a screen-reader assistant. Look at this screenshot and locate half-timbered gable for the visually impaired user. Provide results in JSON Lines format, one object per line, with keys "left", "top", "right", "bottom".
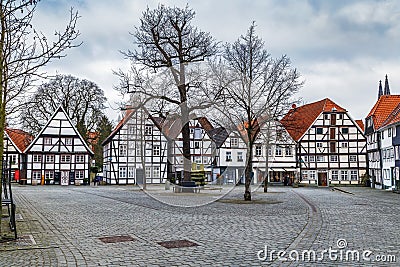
{"left": 102, "top": 107, "right": 168, "bottom": 185}
{"left": 24, "top": 106, "right": 93, "bottom": 185}
{"left": 170, "top": 117, "right": 228, "bottom": 182}
{"left": 281, "top": 98, "right": 367, "bottom": 186}
{"left": 4, "top": 129, "right": 33, "bottom": 182}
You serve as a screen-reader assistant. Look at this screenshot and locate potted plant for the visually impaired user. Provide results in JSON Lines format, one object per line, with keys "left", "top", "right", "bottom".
{"left": 45, "top": 177, "right": 51, "bottom": 185}
{"left": 83, "top": 178, "right": 88, "bottom": 185}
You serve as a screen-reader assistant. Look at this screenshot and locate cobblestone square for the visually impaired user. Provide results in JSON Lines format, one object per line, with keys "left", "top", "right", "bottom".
{"left": 1, "top": 185, "right": 399, "bottom": 266}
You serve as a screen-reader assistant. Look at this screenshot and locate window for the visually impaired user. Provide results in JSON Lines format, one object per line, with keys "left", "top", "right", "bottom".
{"left": 119, "top": 145, "right": 127, "bottom": 156}
{"left": 194, "top": 128, "right": 202, "bottom": 139}
{"left": 341, "top": 142, "right": 348, "bottom": 148}
{"left": 65, "top": 138, "right": 73, "bottom": 145}
{"left": 61, "top": 154, "right": 71, "bottom": 163}
{"left": 339, "top": 114, "right": 343, "bottom": 120}
{"left": 194, "top": 141, "right": 200, "bottom": 149}
{"left": 194, "top": 156, "right": 201, "bottom": 163}
{"left": 324, "top": 114, "right": 329, "bottom": 120}
{"left": 9, "top": 155, "right": 17, "bottom": 165}
{"left": 350, "top": 170, "right": 358, "bottom": 181}
{"left": 203, "top": 157, "right": 209, "bottom": 164}
{"left": 76, "top": 155, "right": 85, "bottom": 163}
{"left": 119, "top": 167, "right": 127, "bottom": 178}
{"left": 237, "top": 152, "right": 243, "bottom": 162}
{"left": 128, "top": 167, "right": 135, "bottom": 178}
{"left": 349, "top": 155, "right": 357, "bottom": 162}
{"left": 330, "top": 114, "right": 336, "bottom": 125}
{"left": 45, "top": 170, "right": 53, "bottom": 180}
{"left": 275, "top": 146, "right": 282, "bottom": 156}
{"left": 230, "top": 138, "right": 239, "bottom": 147}
{"left": 153, "top": 145, "right": 160, "bottom": 156}
{"left": 136, "top": 146, "right": 142, "bottom": 156}
{"left": 340, "top": 170, "right": 348, "bottom": 181}
{"left": 45, "top": 155, "right": 54, "bottom": 162}
{"left": 330, "top": 155, "right": 338, "bottom": 162}
{"left": 317, "top": 155, "right": 325, "bottom": 162}
{"left": 145, "top": 167, "right": 151, "bottom": 177}
{"left": 342, "top": 128, "right": 349, "bottom": 134}
{"left": 32, "top": 171, "right": 41, "bottom": 180}
{"left": 153, "top": 167, "right": 160, "bottom": 178}
{"left": 316, "top": 143, "right": 323, "bottom": 148}
{"left": 268, "top": 148, "right": 272, "bottom": 156}
{"left": 388, "top": 128, "right": 392, "bottom": 137}
{"left": 302, "top": 171, "right": 308, "bottom": 180}
{"left": 33, "top": 154, "right": 42, "bottom": 163}
{"left": 285, "top": 146, "right": 292, "bottom": 156}
{"left": 309, "top": 170, "right": 316, "bottom": 180}
{"left": 226, "top": 151, "right": 232, "bottom": 162}
{"left": 75, "top": 170, "right": 84, "bottom": 180}
{"left": 332, "top": 170, "right": 339, "bottom": 180}
{"left": 316, "top": 128, "right": 323, "bottom": 134}
{"left": 44, "top": 137, "right": 52, "bottom": 145}
{"left": 145, "top": 125, "right": 152, "bottom": 135}
{"left": 303, "top": 155, "right": 308, "bottom": 162}
{"left": 381, "top": 131, "right": 385, "bottom": 139}
{"left": 309, "top": 155, "right": 315, "bottom": 162}
{"left": 128, "top": 125, "right": 135, "bottom": 135}
{"left": 255, "top": 145, "right": 262, "bottom": 156}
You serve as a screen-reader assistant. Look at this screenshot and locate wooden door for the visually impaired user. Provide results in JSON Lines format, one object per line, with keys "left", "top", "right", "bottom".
{"left": 318, "top": 172, "right": 328, "bottom": 186}
{"left": 61, "top": 171, "right": 69, "bottom": 186}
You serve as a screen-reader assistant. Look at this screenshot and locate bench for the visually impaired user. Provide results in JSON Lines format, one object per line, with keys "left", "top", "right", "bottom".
{"left": 173, "top": 181, "right": 201, "bottom": 193}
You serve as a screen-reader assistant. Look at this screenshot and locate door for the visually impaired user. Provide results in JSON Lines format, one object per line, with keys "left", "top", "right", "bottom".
{"left": 318, "top": 172, "right": 328, "bottom": 186}
{"left": 54, "top": 172, "right": 61, "bottom": 185}
{"left": 61, "top": 171, "right": 69, "bottom": 186}
{"left": 136, "top": 169, "right": 144, "bottom": 185}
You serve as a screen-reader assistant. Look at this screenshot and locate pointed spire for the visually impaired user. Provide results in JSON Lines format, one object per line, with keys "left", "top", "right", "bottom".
{"left": 378, "top": 80, "right": 383, "bottom": 99}
{"left": 384, "top": 74, "right": 390, "bottom": 95}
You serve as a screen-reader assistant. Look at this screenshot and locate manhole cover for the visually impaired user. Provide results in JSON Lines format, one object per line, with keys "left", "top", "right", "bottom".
{"left": 158, "top": 239, "right": 199, "bottom": 249}
{"left": 99, "top": 235, "right": 135, "bottom": 243}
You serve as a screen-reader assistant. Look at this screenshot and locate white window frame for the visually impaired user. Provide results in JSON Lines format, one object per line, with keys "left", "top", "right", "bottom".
{"left": 332, "top": 170, "right": 339, "bottom": 180}
{"left": 145, "top": 125, "right": 153, "bottom": 135}
{"left": 237, "top": 152, "right": 243, "bottom": 162}
{"left": 275, "top": 146, "right": 282, "bottom": 157}
{"left": 330, "top": 155, "right": 338, "bottom": 162}
{"left": 44, "top": 137, "right": 52, "bottom": 145}
{"left": 226, "top": 151, "right": 232, "bottom": 162}
{"left": 153, "top": 145, "right": 160, "bottom": 156}
{"left": 350, "top": 170, "right": 358, "bottom": 181}
{"left": 302, "top": 171, "right": 309, "bottom": 180}
{"left": 340, "top": 170, "right": 348, "bottom": 181}
{"left": 153, "top": 166, "right": 160, "bottom": 178}
{"left": 309, "top": 170, "right": 316, "bottom": 180}
{"left": 65, "top": 138, "right": 73, "bottom": 145}
{"left": 76, "top": 155, "right": 85, "bottom": 163}
{"left": 45, "top": 154, "right": 54, "bottom": 163}
{"left": 128, "top": 166, "right": 135, "bottom": 178}
{"left": 285, "top": 146, "right": 292, "bottom": 156}
{"left": 349, "top": 155, "right": 357, "bottom": 162}
{"left": 230, "top": 138, "right": 239, "bottom": 147}
{"left": 119, "top": 145, "right": 127, "bottom": 157}
{"left": 75, "top": 170, "right": 84, "bottom": 180}
{"left": 33, "top": 154, "right": 42, "bottom": 163}
{"left": 45, "top": 170, "right": 54, "bottom": 180}
{"left": 119, "top": 167, "right": 127, "bottom": 178}
{"left": 317, "top": 155, "right": 325, "bottom": 162}
{"left": 255, "top": 145, "right": 262, "bottom": 156}
{"left": 32, "top": 171, "right": 41, "bottom": 180}
{"left": 60, "top": 154, "right": 71, "bottom": 163}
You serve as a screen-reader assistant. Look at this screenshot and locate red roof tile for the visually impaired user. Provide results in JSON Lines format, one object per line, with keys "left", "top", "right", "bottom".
{"left": 5, "top": 128, "right": 34, "bottom": 152}
{"left": 366, "top": 95, "right": 400, "bottom": 130}
{"left": 280, "top": 98, "right": 346, "bottom": 141}
{"left": 355, "top": 120, "right": 364, "bottom": 132}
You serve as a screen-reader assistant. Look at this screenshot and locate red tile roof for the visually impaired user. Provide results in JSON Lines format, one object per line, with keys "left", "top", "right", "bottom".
{"left": 280, "top": 98, "right": 346, "bottom": 141}
{"left": 366, "top": 95, "right": 400, "bottom": 130}
{"left": 355, "top": 120, "right": 365, "bottom": 132}
{"left": 379, "top": 102, "right": 400, "bottom": 129}
{"left": 5, "top": 128, "right": 34, "bottom": 152}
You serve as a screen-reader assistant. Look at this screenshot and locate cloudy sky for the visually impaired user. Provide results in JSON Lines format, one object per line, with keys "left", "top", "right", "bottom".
{"left": 34, "top": 0, "right": 400, "bottom": 122}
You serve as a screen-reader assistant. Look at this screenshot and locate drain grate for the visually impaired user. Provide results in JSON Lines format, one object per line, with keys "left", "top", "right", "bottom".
{"left": 158, "top": 239, "right": 199, "bottom": 249}
{"left": 16, "top": 235, "right": 36, "bottom": 246}
{"left": 99, "top": 235, "right": 135, "bottom": 244}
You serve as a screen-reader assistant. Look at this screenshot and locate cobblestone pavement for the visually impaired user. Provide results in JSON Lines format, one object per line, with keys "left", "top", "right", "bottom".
{"left": 1, "top": 184, "right": 399, "bottom": 266}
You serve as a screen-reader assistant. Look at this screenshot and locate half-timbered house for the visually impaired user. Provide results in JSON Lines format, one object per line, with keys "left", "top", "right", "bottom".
{"left": 102, "top": 107, "right": 168, "bottom": 185}
{"left": 365, "top": 92, "right": 400, "bottom": 189}
{"left": 3, "top": 129, "right": 33, "bottom": 183}
{"left": 24, "top": 106, "right": 93, "bottom": 185}
{"left": 281, "top": 98, "right": 367, "bottom": 186}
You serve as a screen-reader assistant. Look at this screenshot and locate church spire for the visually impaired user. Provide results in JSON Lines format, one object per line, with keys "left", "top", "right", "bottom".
{"left": 384, "top": 74, "right": 390, "bottom": 95}
{"left": 378, "top": 80, "right": 383, "bottom": 99}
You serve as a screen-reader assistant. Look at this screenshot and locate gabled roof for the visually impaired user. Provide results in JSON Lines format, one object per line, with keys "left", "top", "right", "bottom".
{"left": 24, "top": 106, "right": 94, "bottom": 155}
{"left": 5, "top": 128, "right": 33, "bottom": 153}
{"left": 367, "top": 95, "right": 400, "bottom": 130}
{"left": 280, "top": 98, "right": 346, "bottom": 141}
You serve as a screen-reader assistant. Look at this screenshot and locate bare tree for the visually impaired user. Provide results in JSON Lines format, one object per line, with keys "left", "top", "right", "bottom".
{"left": 21, "top": 74, "right": 107, "bottom": 136}
{"left": 117, "top": 4, "right": 218, "bottom": 182}
{"left": 0, "top": 0, "right": 80, "bottom": 234}
{"left": 211, "top": 23, "right": 303, "bottom": 201}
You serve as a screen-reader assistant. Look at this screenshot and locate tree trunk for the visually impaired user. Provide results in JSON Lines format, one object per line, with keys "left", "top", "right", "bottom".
{"left": 181, "top": 104, "right": 191, "bottom": 182}
{"left": 244, "top": 143, "right": 253, "bottom": 201}
{"left": 0, "top": 102, "right": 5, "bottom": 234}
